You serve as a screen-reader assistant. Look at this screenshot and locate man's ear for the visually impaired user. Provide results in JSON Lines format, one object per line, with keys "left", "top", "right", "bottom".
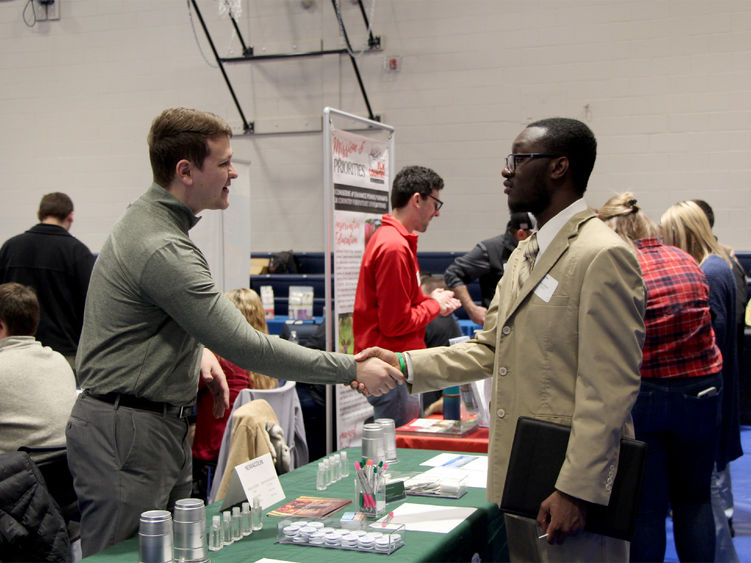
{"left": 550, "top": 156, "right": 569, "bottom": 180}
{"left": 411, "top": 191, "right": 423, "bottom": 208}
{"left": 0, "top": 319, "right": 8, "bottom": 339}
{"left": 175, "top": 159, "right": 193, "bottom": 185}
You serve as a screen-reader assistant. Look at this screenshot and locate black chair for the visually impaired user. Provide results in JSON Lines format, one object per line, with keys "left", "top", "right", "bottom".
{"left": 18, "top": 446, "right": 80, "bottom": 542}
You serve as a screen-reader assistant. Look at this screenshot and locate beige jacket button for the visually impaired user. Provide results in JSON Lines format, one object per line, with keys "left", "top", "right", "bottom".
{"left": 498, "top": 367, "right": 508, "bottom": 376}
{"left": 502, "top": 326, "right": 511, "bottom": 335}
{"left": 496, "top": 408, "right": 506, "bottom": 418}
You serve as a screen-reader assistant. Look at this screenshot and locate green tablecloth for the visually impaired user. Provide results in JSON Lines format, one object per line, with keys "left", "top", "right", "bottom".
{"left": 84, "top": 447, "right": 507, "bottom": 562}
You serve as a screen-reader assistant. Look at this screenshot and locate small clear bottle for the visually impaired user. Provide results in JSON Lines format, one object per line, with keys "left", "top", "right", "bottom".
{"left": 251, "top": 496, "right": 263, "bottom": 531}
{"left": 222, "top": 510, "right": 233, "bottom": 545}
{"left": 241, "top": 501, "right": 252, "bottom": 536}
{"left": 231, "top": 506, "right": 242, "bottom": 541}
{"left": 209, "top": 514, "right": 223, "bottom": 551}
{"left": 316, "top": 461, "right": 326, "bottom": 491}
{"left": 340, "top": 451, "right": 350, "bottom": 477}
{"left": 332, "top": 454, "right": 341, "bottom": 482}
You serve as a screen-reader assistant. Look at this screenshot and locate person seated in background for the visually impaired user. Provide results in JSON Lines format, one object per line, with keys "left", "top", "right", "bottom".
{"left": 191, "top": 288, "right": 278, "bottom": 500}
{"left": 0, "top": 282, "right": 77, "bottom": 454}
{"left": 599, "top": 194, "right": 722, "bottom": 562}
{"left": 443, "top": 211, "right": 534, "bottom": 325}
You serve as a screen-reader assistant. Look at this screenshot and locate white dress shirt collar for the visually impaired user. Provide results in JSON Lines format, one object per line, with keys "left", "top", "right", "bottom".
{"left": 533, "top": 198, "right": 587, "bottom": 265}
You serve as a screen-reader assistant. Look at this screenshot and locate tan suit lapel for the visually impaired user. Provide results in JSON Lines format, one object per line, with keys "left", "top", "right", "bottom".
{"left": 504, "top": 209, "right": 596, "bottom": 318}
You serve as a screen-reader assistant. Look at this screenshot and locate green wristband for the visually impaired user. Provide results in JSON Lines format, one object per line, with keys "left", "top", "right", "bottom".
{"left": 397, "top": 352, "right": 407, "bottom": 374}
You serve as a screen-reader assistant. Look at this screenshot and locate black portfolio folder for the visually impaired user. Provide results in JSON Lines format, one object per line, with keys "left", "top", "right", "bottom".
{"left": 500, "top": 416, "right": 647, "bottom": 541}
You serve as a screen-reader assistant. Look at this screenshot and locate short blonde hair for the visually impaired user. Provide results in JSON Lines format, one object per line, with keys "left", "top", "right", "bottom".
{"left": 660, "top": 201, "right": 729, "bottom": 266}
{"left": 225, "top": 288, "right": 277, "bottom": 390}
{"left": 598, "top": 192, "right": 658, "bottom": 243}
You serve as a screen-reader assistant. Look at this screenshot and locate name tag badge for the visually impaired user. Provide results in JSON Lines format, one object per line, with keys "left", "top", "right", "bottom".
{"left": 533, "top": 274, "right": 558, "bottom": 302}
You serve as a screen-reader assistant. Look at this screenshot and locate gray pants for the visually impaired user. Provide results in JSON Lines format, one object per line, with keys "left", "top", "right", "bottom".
{"left": 66, "top": 393, "right": 192, "bottom": 557}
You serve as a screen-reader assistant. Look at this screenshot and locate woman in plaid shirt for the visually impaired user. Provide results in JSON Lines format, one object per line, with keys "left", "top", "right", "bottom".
{"left": 599, "top": 193, "right": 722, "bottom": 562}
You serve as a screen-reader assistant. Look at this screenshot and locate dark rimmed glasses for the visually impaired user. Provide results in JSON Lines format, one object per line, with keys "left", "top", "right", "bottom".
{"left": 505, "top": 153, "right": 561, "bottom": 173}
{"left": 426, "top": 194, "right": 444, "bottom": 211}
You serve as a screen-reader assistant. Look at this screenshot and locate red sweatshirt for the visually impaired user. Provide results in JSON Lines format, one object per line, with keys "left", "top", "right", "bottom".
{"left": 353, "top": 214, "right": 440, "bottom": 353}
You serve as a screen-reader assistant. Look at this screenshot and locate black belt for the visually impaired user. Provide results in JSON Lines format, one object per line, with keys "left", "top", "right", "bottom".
{"left": 84, "top": 391, "right": 192, "bottom": 418}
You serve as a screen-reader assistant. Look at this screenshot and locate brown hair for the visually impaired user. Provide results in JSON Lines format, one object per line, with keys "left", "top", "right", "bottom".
{"left": 660, "top": 201, "right": 731, "bottom": 266}
{"left": 420, "top": 275, "right": 447, "bottom": 295}
{"left": 225, "top": 288, "right": 278, "bottom": 390}
{"left": 147, "top": 107, "right": 233, "bottom": 187}
{"left": 390, "top": 165, "right": 444, "bottom": 209}
{"left": 597, "top": 192, "right": 658, "bottom": 243}
{"left": 38, "top": 192, "right": 73, "bottom": 221}
{"left": 0, "top": 283, "right": 40, "bottom": 336}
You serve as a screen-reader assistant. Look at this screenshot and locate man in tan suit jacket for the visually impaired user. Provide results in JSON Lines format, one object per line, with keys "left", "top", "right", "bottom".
{"left": 359, "top": 118, "right": 645, "bottom": 561}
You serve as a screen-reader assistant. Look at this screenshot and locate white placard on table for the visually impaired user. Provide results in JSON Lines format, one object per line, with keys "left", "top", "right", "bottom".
{"left": 376, "top": 502, "right": 477, "bottom": 533}
{"left": 220, "top": 453, "right": 286, "bottom": 510}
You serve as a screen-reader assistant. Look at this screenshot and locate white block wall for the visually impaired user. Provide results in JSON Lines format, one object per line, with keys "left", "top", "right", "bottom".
{"left": 1, "top": 0, "right": 750, "bottom": 253}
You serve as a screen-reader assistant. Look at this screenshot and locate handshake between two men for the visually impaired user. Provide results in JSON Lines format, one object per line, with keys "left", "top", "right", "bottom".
{"left": 352, "top": 347, "right": 402, "bottom": 397}
{"left": 351, "top": 286, "right": 460, "bottom": 397}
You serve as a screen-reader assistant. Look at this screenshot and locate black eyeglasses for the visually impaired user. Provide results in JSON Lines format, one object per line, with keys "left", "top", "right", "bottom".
{"left": 505, "top": 153, "right": 561, "bottom": 173}
{"left": 426, "top": 194, "right": 444, "bottom": 211}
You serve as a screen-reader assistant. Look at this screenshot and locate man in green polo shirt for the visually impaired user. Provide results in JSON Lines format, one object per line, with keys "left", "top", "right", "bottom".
{"left": 67, "top": 107, "right": 402, "bottom": 557}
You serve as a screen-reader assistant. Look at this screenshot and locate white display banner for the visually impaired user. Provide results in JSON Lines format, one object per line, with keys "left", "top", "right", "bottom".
{"left": 331, "top": 127, "right": 390, "bottom": 449}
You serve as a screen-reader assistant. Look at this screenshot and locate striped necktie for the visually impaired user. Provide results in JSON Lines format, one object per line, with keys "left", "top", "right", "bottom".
{"left": 512, "top": 234, "right": 539, "bottom": 301}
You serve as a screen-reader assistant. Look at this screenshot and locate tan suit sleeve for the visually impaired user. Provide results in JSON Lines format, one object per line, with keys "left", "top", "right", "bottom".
{"left": 406, "top": 291, "right": 499, "bottom": 393}
{"left": 555, "top": 243, "right": 645, "bottom": 505}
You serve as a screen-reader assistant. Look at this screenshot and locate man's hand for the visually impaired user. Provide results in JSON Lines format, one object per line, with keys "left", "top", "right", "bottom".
{"left": 354, "top": 356, "right": 404, "bottom": 396}
{"left": 200, "top": 348, "right": 230, "bottom": 418}
{"left": 536, "top": 490, "right": 587, "bottom": 544}
{"left": 345, "top": 381, "right": 370, "bottom": 396}
{"left": 465, "top": 302, "right": 487, "bottom": 325}
{"left": 350, "top": 347, "right": 401, "bottom": 396}
{"left": 451, "top": 284, "right": 486, "bottom": 325}
{"left": 355, "top": 346, "right": 399, "bottom": 369}
{"left": 430, "top": 288, "right": 461, "bottom": 316}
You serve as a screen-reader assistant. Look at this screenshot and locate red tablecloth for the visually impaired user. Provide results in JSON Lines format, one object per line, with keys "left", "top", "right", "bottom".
{"left": 395, "top": 416, "right": 489, "bottom": 453}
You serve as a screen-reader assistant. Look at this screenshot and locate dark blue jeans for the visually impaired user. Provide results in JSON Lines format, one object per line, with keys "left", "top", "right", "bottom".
{"left": 629, "top": 373, "right": 722, "bottom": 562}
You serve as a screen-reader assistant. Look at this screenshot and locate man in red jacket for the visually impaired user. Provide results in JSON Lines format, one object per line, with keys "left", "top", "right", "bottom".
{"left": 353, "top": 165, "right": 460, "bottom": 426}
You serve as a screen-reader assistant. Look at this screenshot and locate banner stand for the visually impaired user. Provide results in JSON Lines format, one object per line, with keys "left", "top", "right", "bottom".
{"left": 322, "top": 107, "right": 395, "bottom": 454}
